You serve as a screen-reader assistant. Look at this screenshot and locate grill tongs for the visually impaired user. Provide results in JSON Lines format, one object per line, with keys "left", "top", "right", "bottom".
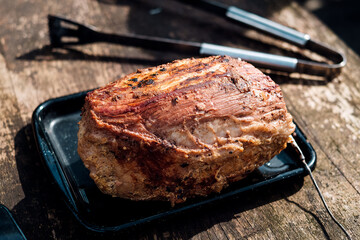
{"left": 48, "top": 0, "right": 346, "bottom": 78}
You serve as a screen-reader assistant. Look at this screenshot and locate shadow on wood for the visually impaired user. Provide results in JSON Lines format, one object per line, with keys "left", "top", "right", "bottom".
{"left": 269, "top": 72, "right": 329, "bottom": 85}
{"left": 16, "top": 45, "right": 169, "bottom": 66}
{"left": 284, "top": 198, "right": 331, "bottom": 239}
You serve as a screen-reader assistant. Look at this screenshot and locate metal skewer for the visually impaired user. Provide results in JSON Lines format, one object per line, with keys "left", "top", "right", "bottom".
{"left": 289, "top": 135, "right": 352, "bottom": 240}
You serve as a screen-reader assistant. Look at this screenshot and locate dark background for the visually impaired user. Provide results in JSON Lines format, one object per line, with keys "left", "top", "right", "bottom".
{"left": 297, "top": 0, "right": 360, "bottom": 54}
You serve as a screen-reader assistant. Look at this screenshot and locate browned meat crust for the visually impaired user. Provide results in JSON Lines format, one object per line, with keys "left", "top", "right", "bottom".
{"left": 78, "top": 55, "right": 295, "bottom": 205}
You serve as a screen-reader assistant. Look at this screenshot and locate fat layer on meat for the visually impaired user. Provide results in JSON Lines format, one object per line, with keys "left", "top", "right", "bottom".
{"left": 78, "top": 55, "right": 295, "bottom": 205}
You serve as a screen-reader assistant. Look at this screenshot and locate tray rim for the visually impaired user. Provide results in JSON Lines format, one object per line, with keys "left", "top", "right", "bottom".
{"left": 31, "top": 91, "right": 317, "bottom": 233}
{"left": 0, "top": 204, "right": 28, "bottom": 240}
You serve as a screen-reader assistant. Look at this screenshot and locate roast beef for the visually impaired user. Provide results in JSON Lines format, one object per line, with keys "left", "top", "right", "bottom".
{"left": 77, "top": 55, "right": 295, "bottom": 205}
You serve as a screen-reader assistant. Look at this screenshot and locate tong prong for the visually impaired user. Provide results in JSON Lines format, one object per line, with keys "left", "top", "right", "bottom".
{"left": 47, "top": 15, "right": 201, "bottom": 54}
{"left": 48, "top": 15, "right": 98, "bottom": 47}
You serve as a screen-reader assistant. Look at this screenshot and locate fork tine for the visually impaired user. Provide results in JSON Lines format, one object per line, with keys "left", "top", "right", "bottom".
{"left": 48, "top": 15, "right": 64, "bottom": 46}
{"left": 48, "top": 15, "right": 86, "bottom": 29}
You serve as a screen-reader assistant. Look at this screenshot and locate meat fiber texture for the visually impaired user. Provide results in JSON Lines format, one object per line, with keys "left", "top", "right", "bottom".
{"left": 78, "top": 55, "right": 295, "bottom": 205}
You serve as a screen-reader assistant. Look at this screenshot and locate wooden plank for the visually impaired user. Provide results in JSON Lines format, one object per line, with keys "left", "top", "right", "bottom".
{"left": 0, "top": 0, "right": 359, "bottom": 239}
{"left": 0, "top": 54, "right": 26, "bottom": 208}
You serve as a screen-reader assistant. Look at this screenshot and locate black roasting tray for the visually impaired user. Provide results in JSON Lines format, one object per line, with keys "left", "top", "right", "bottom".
{"left": 32, "top": 90, "right": 316, "bottom": 232}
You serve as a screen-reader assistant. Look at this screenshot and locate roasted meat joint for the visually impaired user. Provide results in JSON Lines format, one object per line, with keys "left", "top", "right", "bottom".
{"left": 78, "top": 55, "right": 295, "bottom": 205}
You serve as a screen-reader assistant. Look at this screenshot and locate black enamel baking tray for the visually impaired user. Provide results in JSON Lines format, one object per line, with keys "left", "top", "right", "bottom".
{"left": 32, "top": 90, "right": 316, "bottom": 232}
{"left": 0, "top": 204, "right": 27, "bottom": 240}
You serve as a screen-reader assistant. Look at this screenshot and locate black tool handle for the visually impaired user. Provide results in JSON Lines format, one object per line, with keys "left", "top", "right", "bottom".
{"left": 92, "top": 31, "right": 201, "bottom": 55}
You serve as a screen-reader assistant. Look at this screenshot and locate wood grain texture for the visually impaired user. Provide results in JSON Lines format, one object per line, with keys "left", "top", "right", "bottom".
{"left": 0, "top": 0, "right": 359, "bottom": 239}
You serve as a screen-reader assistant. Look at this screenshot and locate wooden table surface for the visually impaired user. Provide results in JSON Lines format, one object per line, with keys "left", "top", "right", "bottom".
{"left": 1, "top": 0, "right": 359, "bottom": 239}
